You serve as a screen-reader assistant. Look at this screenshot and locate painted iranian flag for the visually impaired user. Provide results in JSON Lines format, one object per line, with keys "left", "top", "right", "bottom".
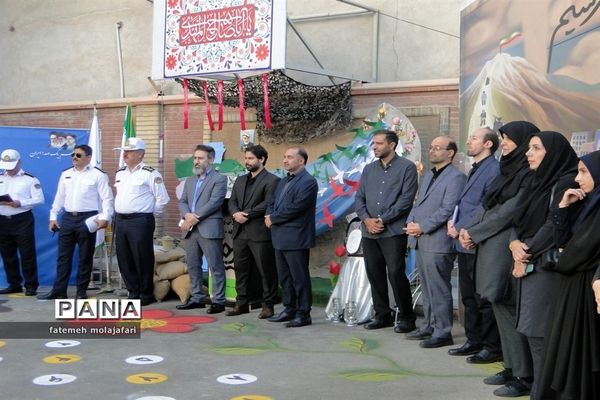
{"left": 119, "top": 104, "right": 136, "bottom": 168}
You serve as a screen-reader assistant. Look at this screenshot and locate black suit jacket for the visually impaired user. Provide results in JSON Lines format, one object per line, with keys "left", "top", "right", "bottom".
{"left": 228, "top": 169, "right": 280, "bottom": 242}
{"left": 266, "top": 168, "right": 318, "bottom": 250}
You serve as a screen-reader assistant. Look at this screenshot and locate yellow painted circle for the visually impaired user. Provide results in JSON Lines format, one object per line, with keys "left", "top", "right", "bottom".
{"left": 231, "top": 396, "right": 273, "bottom": 400}
{"left": 43, "top": 354, "right": 81, "bottom": 364}
{"left": 0, "top": 340, "right": 5, "bottom": 348}
{"left": 126, "top": 373, "right": 168, "bottom": 384}
{"left": 140, "top": 319, "right": 168, "bottom": 329}
{"left": 8, "top": 293, "right": 25, "bottom": 298}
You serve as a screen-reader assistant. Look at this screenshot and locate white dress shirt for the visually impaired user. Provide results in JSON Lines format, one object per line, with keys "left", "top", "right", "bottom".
{"left": 0, "top": 169, "right": 45, "bottom": 216}
{"left": 114, "top": 162, "right": 169, "bottom": 214}
{"left": 50, "top": 165, "right": 114, "bottom": 221}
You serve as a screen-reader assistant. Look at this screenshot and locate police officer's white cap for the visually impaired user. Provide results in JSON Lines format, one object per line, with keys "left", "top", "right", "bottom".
{"left": 0, "top": 149, "right": 20, "bottom": 170}
{"left": 115, "top": 137, "right": 145, "bottom": 151}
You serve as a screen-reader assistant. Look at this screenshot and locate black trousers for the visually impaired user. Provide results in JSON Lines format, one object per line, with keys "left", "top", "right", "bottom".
{"left": 457, "top": 253, "right": 501, "bottom": 351}
{"left": 274, "top": 248, "right": 311, "bottom": 316}
{"left": 115, "top": 213, "right": 155, "bottom": 302}
{"left": 54, "top": 211, "right": 97, "bottom": 295}
{"left": 0, "top": 211, "right": 38, "bottom": 290}
{"left": 233, "top": 236, "right": 278, "bottom": 306}
{"left": 362, "top": 235, "right": 415, "bottom": 322}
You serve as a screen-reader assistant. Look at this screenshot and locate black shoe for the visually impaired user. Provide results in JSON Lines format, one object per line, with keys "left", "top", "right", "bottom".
{"left": 24, "top": 289, "right": 37, "bottom": 296}
{"left": 405, "top": 329, "right": 432, "bottom": 341}
{"left": 285, "top": 315, "right": 312, "bottom": 328}
{"left": 206, "top": 303, "right": 225, "bottom": 314}
{"left": 225, "top": 304, "right": 250, "bottom": 316}
{"left": 493, "top": 378, "right": 531, "bottom": 397}
{"left": 37, "top": 291, "right": 67, "bottom": 300}
{"left": 364, "top": 318, "right": 393, "bottom": 330}
{"left": 466, "top": 348, "right": 503, "bottom": 364}
{"left": 267, "top": 310, "right": 295, "bottom": 322}
{"left": 176, "top": 300, "right": 206, "bottom": 310}
{"left": 127, "top": 293, "right": 140, "bottom": 300}
{"left": 141, "top": 298, "right": 156, "bottom": 306}
{"left": 0, "top": 286, "right": 22, "bottom": 294}
{"left": 483, "top": 368, "right": 513, "bottom": 385}
{"left": 447, "top": 341, "right": 483, "bottom": 356}
{"left": 394, "top": 320, "right": 416, "bottom": 333}
{"left": 76, "top": 292, "right": 88, "bottom": 299}
{"left": 420, "top": 336, "right": 454, "bottom": 348}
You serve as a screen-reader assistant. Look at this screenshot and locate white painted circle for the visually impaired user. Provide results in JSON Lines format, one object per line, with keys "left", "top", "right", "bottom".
{"left": 126, "top": 355, "right": 164, "bottom": 365}
{"left": 33, "top": 374, "right": 77, "bottom": 386}
{"left": 217, "top": 373, "right": 257, "bottom": 385}
{"left": 45, "top": 340, "right": 81, "bottom": 348}
{"left": 0, "top": 356, "right": 3, "bottom": 362}
{"left": 346, "top": 229, "right": 362, "bottom": 254}
{"left": 135, "top": 397, "right": 176, "bottom": 400}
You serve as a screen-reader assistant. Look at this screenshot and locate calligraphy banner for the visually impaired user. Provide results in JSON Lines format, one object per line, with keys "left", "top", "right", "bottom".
{"left": 0, "top": 126, "right": 90, "bottom": 286}
{"left": 152, "top": 0, "right": 286, "bottom": 80}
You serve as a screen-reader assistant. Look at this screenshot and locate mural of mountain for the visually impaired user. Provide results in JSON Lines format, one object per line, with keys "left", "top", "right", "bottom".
{"left": 461, "top": 53, "right": 600, "bottom": 136}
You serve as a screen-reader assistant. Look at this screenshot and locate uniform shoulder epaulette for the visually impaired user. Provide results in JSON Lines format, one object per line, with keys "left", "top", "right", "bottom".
{"left": 142, "top": 166, "right": 155, "bottom": 172}
{"left": 116, "top": 166, "right": 126, "bottom": 172}
{"left": 62, "top": 166, "right": 74, "bottom": 172}
{"left": 94, "top": 166, "right": 107, "bottom": 174}
{"left": 23, "top": 172, "right": 36, "bottom": 178}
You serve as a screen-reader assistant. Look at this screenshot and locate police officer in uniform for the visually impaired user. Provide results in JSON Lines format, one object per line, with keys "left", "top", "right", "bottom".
{"left": 114, "top": 138, "right": 169, "bottom": 306}
{"left": 0, "top": 149, "right": 44, "bottom": 295}
{"left": 38, "top": 144, "right": 113, "bottom": 300}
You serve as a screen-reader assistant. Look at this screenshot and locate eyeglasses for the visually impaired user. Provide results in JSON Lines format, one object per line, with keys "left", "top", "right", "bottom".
{"left": 71, "top": 153, "right": 86, "bottom": 159}
{"left": 428, "top": 145, "right": 450, "bottom": 151}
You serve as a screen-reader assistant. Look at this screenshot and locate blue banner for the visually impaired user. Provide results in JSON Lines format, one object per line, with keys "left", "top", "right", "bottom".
{"left": 0, "top": 126, "right": 90, "bottom": 286}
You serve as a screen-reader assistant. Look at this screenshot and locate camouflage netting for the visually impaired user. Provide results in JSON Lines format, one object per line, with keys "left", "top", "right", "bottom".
{"left": 182, "top": 70, "right": 352, "bottom": 143}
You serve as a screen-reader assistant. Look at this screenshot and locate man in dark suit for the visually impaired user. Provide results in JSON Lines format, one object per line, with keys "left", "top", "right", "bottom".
{"left": 355, "top": 130, "right": 418, "bottom": 332}
{"left": 177, "top": 144, "right": 228, "bottom": 314}
{"left": 265, "top": 147, "right": 318, "bottom": 328}
{"left": 405, "top": 136, "right": 466, "bottom": 348}
{"left": 227, "top": 145, "right": 280, "bottom": 319}
{"left": 447, "top": 127, "right": 502, "bottom": 362}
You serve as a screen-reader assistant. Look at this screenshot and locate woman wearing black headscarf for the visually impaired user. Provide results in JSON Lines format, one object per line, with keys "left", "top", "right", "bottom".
{"left": 539, "top": 150, "right": 600, "bottom": 400}
{"left": 459, "top": 121, "right": 538, "bottom": 396}
{"left": 508, "top": 132, "right": 579, "bottom": 399}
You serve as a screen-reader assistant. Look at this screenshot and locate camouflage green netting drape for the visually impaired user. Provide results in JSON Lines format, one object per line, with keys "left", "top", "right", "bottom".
{"left": 182, "top": 70, "right": 352, "bottom": 143}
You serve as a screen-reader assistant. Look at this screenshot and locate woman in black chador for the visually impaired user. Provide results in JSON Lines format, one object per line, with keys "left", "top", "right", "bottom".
{"left": 539, "top": 150, "right": 600, "bottom": 400}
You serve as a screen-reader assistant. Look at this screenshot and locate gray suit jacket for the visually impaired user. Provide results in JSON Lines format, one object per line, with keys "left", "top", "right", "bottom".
{"left": 407, "top": 165, "right": 466, "bottom": 253}
{"left": 179, "top": 170, "right": 227, "bottom": 239}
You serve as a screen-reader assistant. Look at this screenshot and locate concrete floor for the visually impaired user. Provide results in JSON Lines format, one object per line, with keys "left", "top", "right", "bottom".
{"left": 0, "top": 289, "right": 525, "bottom": 400}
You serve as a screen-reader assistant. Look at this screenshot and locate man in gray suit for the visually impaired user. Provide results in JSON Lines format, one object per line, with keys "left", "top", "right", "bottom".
{"left": 405, "top": 136, "right": 466, "bottom": 348}
{"left": 177, "top": 144, "right": 228, "bottom": 314}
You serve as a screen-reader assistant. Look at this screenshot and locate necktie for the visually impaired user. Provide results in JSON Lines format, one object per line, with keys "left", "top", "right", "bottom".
{"left": 191, "top": 177, "right": 203, "bottom": 213}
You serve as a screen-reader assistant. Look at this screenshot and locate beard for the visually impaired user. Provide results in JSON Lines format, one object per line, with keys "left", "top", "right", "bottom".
{"left": 246, "top": 163, "right": 260, "bottom": 172}
{"left": 192, "top": 165, "right": 206, "bottom": 175}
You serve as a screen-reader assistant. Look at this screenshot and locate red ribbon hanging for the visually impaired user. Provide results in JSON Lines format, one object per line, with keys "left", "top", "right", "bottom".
{"left": 201, "top": 81, "right": 215, "bottom": 131}
{"left": 217, "top": 80, "right": 224, "bottom": 131}
{"left": 183, "top": 78, "right": 189, "bottom": 129}
{"left": 262, "top": 73, "right": 271, "bottom": 129}
{"left": 237, "top": 79, "right": 246, "bottom": 131}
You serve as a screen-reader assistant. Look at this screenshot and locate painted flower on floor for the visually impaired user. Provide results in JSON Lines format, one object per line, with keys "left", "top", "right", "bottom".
{"left": 141, "top": 309, "right": 216, "bottom": 333}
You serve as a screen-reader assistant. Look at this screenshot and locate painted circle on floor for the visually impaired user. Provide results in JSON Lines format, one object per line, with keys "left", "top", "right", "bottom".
{"left": 45, "top": 340, "right": 81, "bottom": 348}
{"left": 43, "top": 354, "right": 81, "bottom": 364}
{"left": 231, "top": 396, "right": 272, "bottom": 400}
{"left": 33, "top": 374, "right": 77, "bottom": 386}
{"left": 126, "top": 355, "right": 164, "bottom": 365}
{"left": 217, "top": 373, "right": 257, "bottom": 385}
{"left": 126, "top": 373, "right": 168, "bottom": 384}
{"left": 0, "top": 340, "right": 5, "bottom": 348}
{"left": 8, "top": 293, "right": 25, "bottom": 298}
{"left": 0, "top": 356, "right": 3, "bottom": 362}
{"left": 135, "top": 397, "right": 176, "bottom": 400}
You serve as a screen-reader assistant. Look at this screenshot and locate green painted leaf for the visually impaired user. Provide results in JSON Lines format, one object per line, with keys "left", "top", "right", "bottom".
{"left": 336, "top": 370, "right": 405, "bottom": 382}
{"left": 210, "top": 347, "right": 267, "bottom": 355}
{"left": 221, "top": 322, "right": 255, "bottom": 334}
{"left": 339, "top": 337, "right": 378, "bottom": 353}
